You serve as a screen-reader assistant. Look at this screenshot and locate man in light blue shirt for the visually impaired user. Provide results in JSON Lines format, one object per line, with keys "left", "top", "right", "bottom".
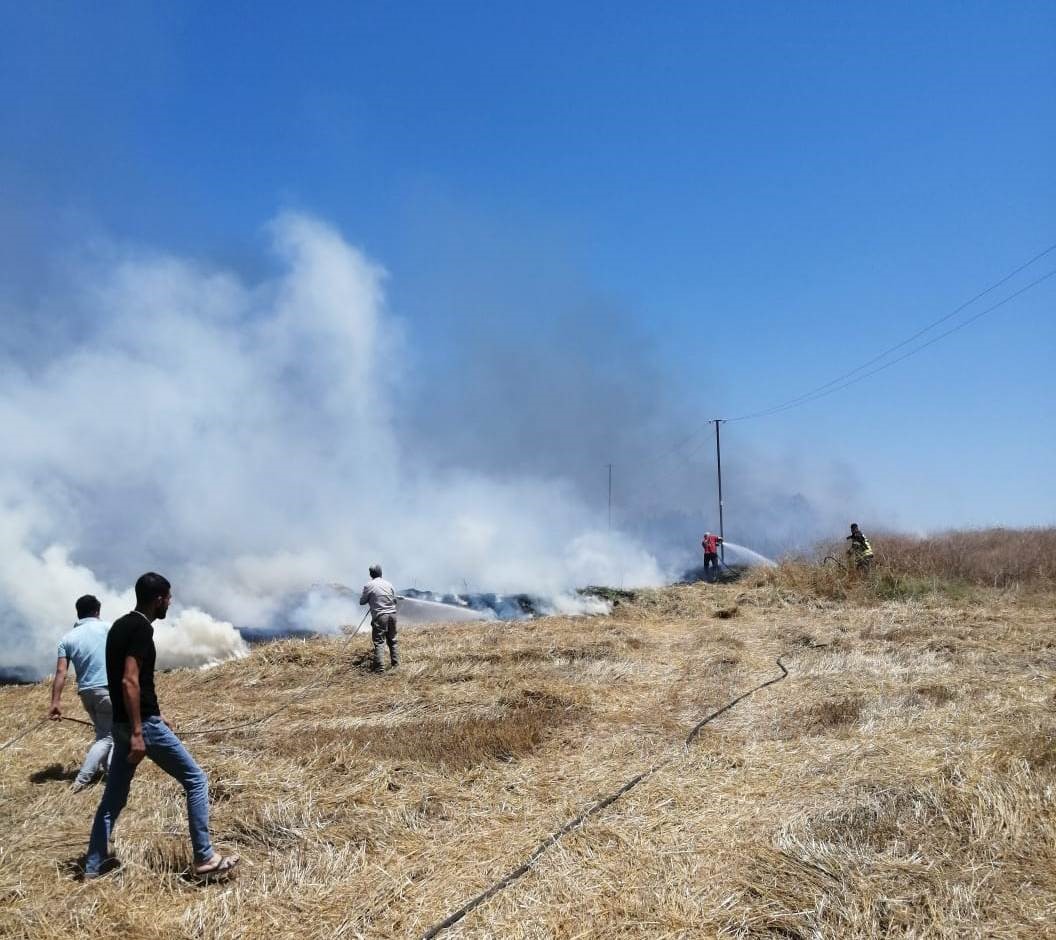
{"left": 48, "top": 595, "right": 113, "bottom": 792}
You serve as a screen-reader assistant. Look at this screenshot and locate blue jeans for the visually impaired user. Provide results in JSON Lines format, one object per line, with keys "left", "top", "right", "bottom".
{"left": 86, "top": 717, "right": 213, "bottom": 874}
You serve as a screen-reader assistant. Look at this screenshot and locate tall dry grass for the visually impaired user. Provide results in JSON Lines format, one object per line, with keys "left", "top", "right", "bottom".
{"left": 768, "top": 527, "right": 1056, "bottom": 603}
{"left": 870, "top": 527, "right": 1056, "bottom": 586}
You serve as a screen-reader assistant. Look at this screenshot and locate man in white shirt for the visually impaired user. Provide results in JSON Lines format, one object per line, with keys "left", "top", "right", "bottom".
{"left": 48, "top": 595, "right": 113, "bottom": 792}
{"left": 359, "top": 564, "right": 399, "bottom": 672}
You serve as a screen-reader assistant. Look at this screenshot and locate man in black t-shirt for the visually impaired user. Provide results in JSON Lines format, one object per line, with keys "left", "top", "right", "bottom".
{"left": 84, "top": 572, "right": 239, "bottom": 880}
{"left": 106, "top": 607, "right": 160, "bottom": 724}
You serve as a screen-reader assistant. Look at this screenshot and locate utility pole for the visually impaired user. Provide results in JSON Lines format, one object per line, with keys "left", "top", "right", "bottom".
{"left": 606, "top": 463, "right": 613, "bottom": 530}
{"left": 710, "top": 419, "right": 726, "bottom": 563}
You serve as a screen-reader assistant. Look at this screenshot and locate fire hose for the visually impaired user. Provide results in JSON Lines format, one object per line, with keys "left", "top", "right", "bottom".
{"left": 420, "top": 655, "right": 789, "bottom": 939}
{"left": 3, "top": 627, "right": 790, "bottom": 934}
{"left": 0, "top": 609, "right": 373, "bottom": 753}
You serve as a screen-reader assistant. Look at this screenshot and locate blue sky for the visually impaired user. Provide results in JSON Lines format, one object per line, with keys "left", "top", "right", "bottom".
{"left": 3, "top": 1, "right": 1054, "bottom": 533}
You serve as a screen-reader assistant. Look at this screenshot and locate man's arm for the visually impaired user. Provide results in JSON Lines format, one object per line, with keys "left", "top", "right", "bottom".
{"left": 122, "top": 654, "right": 147, "bottom": 765}
{"left": 48, "top": 657, "right": 69, "bottom": 719}
{"left": 359, "top": 588, "right": 369, "bottom": 606}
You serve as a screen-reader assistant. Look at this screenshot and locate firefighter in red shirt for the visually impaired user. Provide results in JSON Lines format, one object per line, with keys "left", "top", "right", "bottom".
{"left": 701, "top": 532, "right": 723, "bottom": 582}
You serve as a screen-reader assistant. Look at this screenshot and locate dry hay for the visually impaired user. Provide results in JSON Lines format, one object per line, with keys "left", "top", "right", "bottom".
{"left": 1, "top": 580, "right": 1054, "bottom": 938}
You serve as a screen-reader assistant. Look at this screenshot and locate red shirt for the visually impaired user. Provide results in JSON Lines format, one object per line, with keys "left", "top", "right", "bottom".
{"left": 702, "top": 534, "right": 720, "bottom": 554}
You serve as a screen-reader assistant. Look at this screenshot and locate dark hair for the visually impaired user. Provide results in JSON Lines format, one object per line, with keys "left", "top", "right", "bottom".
{"left": 369, "top": 564, "right": 382, "bottom": 578}
{"left": 135, "top": 572, "right": 172, "bottom": 605}
{"left": 850, "top": 523, "right": 860, "bottom": 530}
{"left": 75, "top": 595, "right": 101, "bottom": 619}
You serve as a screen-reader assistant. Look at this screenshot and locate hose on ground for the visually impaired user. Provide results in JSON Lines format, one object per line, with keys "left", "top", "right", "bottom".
{"left": 60, "top": 716, "right": 95, "bottom": 728}
{"left": 420, "top": 655, "right": 789, "bottom": 939}
{"left": 0, "top": 609, "right": 374, "bottom": 752}
{"left": 178, "top": 608, "right": 372, "bottom": 737}
{"left": 0, "top": 713, "right": 106, "bottom": 752}
{"left": 5, "top": 624, "right": 789, "bottom": 927}
{"left": 0, "top": 717, "right": 51, "bottom": 753}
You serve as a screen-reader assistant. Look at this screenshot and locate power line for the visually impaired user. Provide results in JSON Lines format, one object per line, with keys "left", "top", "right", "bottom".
{"left": 605, "top": 241, "right": 1056, "bottom": 513}
{"left": 624, "top": 424, "right": 714, "bottom": 469}
{"left": 728, "top": 265, "right": 1056, "bottom": 421}
{"left": 620, "top": 239, "right": 1056, "bottom": 468}
{"left": 727, "top": 241, "right": 1056, "bottom": 422}
{"left": 615, "top": 434, "right": 713, "bottom": 507}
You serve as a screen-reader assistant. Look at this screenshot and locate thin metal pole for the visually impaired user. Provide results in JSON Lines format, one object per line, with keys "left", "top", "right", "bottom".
{"left": 606, "top": 463, "right": 613, "bottom": 530}
{"left": 713, "top": 419, "right": 725, "bottom": 563}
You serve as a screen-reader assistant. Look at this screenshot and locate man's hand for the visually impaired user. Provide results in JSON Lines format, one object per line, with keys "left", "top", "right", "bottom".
{"left": 161, "top": 715, "right": 175, "bottom": 731}
{"left": 128, "top": 730, "right": 146, "bottom": 766}
{"left": 47, "top": 704, "right": 62, "bottom": 720}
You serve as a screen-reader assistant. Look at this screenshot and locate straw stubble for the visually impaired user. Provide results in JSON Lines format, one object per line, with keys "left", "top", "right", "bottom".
{"left": 1, "top": 574, "right": 1054, "bottom": 938}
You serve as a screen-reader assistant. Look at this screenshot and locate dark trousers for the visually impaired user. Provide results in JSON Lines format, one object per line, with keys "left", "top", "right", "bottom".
{"left": 372, "top": 614, "right": 399, "bottom": 669}
{"left": 703, "top": 552, "right": 720, "bottom": 581}
{"left": 854, "top": 555, "right": 873, "bottom": 574}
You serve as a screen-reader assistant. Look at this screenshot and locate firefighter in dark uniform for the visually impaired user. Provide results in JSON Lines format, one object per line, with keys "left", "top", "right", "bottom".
{"left": 846, "top": 524, "right": 875, "bottom": 573}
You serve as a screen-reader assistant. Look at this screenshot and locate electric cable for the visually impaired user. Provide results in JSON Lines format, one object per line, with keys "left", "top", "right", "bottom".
{"left": 605, "top": 250, "right": 1056, "bottom": 511}
{"left": 730, "top": 241, "right": 1056, "bottom": 420}
{"left": 728, "top": 257, "right": 1056, "bottom": 422}
{"left": 611, "top": 239, "right": 1056, "bottom": 480}
{"left": 620, "top": 434, "right": 713, "bottom": 502}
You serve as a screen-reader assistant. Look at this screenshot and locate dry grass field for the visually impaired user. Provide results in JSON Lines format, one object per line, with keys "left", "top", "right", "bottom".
{"left": 812, "top": 527, "right": 1056, "bottom": 593}
{"left": 2, "top": 562, "right": 1055, "bottom": 938}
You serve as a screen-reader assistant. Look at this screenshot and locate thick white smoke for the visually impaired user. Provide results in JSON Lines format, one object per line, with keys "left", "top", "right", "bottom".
{"left": 0, "top": 213, "right": 664, "bottom": 676}
{"left": 0, "top": 538, "right": 246, "bottom": 673}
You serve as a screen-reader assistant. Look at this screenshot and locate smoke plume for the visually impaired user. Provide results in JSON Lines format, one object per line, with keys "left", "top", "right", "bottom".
{"left": 0, "top": 213, "right": 665, "bottom": 677}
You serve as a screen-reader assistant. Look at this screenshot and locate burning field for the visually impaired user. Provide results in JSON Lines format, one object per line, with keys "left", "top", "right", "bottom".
{"left": 1, "top": 569, "right": 1054, "bottom": 938}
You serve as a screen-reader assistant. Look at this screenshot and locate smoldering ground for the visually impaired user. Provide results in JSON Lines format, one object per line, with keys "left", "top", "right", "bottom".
{"left": 0, "top": 214, "right": 665, "bottom": 676}
{"left": 0, "top": 212, "right": 858, "bottom": 677}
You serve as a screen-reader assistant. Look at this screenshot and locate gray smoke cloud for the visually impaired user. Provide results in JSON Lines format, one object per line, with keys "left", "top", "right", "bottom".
{"left": 0, "top": 213, "right": 666, "bottom": 676}
{"left": 391, "top": 194, "right": 868, "bottom": 573}
{"left": 1, "top": 211, "right": 865, "bottom": 678}
{"left": 399, "top": 250, "right": 863, "bottom": 572}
